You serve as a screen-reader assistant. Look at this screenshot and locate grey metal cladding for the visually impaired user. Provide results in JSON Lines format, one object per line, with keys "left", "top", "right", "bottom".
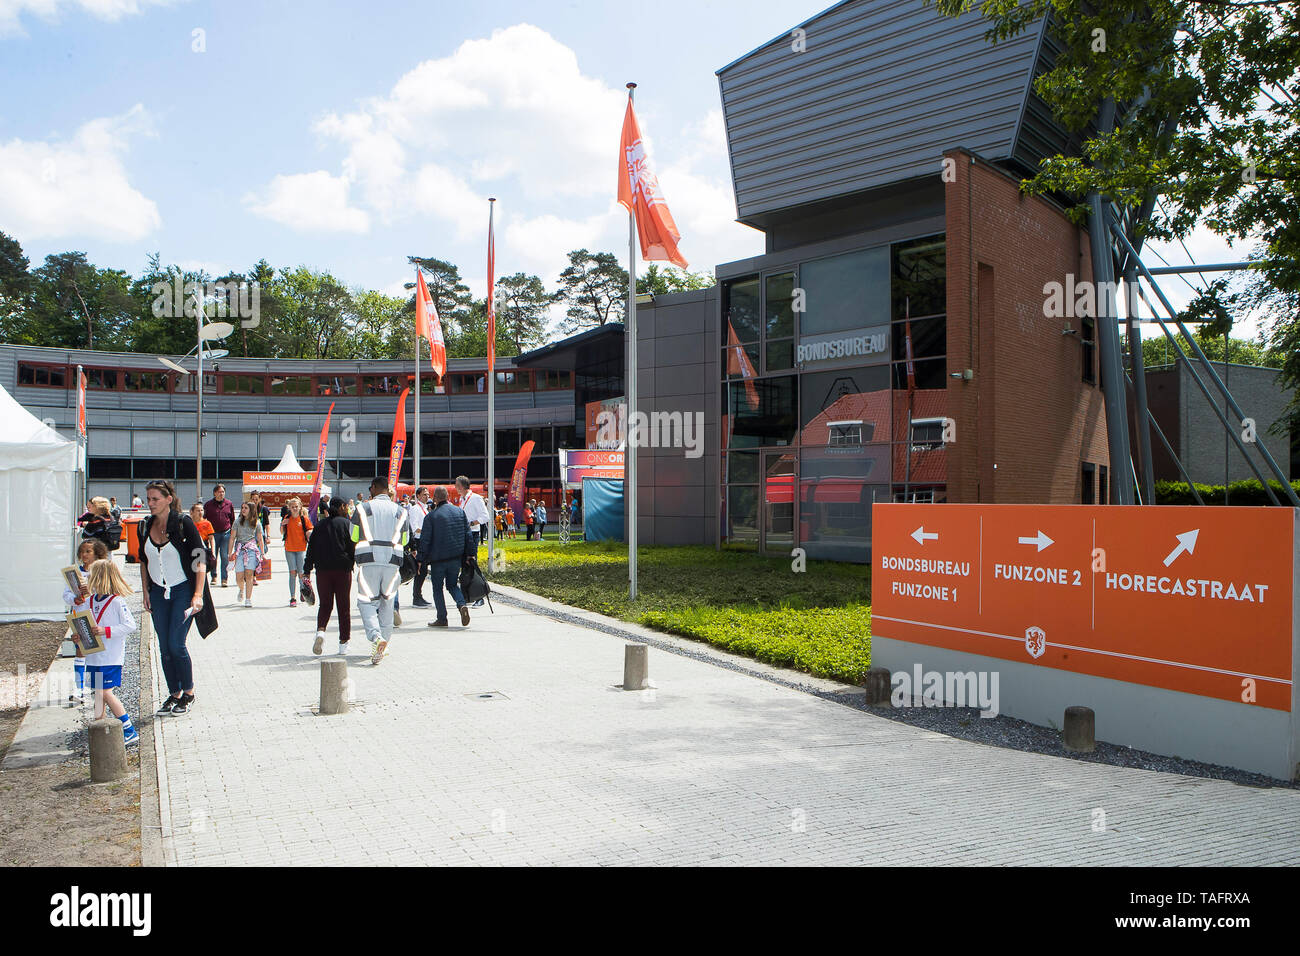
{"left": 718, "top": 0, "right": 1047, "bottom": 222}
{"left": 1009, "top": 14, "right": 1089, "bottom": 175}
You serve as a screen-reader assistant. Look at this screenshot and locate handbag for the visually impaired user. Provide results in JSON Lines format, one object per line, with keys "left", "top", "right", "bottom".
{"left": 256, "top": 556, "right": 272, "bottom": 581}
{"left": 458, "top": 557, "right": 492, "bottom": 612}
{"left": 399, "top": 550, "right": 417, "bottom": 584}
{"left": 300, "top": 574, "right": 316, "bottom": 606}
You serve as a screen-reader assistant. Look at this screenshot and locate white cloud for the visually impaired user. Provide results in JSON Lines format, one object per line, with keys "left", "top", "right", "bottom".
{"left": 243, "top": 170, "right": 370, "bottom": 234}
{"left": 0, "top": 104, "right": 161, "bottom": 241}
{"left": 0, "top": 0, "right": 179, "bottom": 35}
{"left": 252, "top": 22, "right": 763, "bottom": 281}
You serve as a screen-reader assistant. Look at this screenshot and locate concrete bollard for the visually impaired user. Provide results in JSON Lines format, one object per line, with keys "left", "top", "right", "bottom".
{"left": 623, "top": 644, "right": 648, "bottom": 691}
{"left": 1063, "top": 705, "right": 1096, "bottom": 752}
{"left": 89, "top": 718, "right": 128, "bottom": 782}
{"left": 319, "top": 659, "right": 350, "bottom": 715}
{"left": 862, "top": 667, "right": 892, "bottom": 706}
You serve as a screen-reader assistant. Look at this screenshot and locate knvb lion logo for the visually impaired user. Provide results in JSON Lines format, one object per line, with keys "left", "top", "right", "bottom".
{"left": 1024, "top": 626, "right": 1047, "bottom": 660}
{"left": 624, "top": 139, "right": 667, "bottom": 208}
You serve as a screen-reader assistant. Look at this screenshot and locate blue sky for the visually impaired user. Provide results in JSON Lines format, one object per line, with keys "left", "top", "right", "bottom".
{"left": 0, "top": 0, "right": 1255, "bottom": 333}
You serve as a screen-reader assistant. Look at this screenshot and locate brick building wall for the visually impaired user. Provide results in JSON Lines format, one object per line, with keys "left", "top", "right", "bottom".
{"left": 944, "top": 149, "right": 1111, "bottom": 503}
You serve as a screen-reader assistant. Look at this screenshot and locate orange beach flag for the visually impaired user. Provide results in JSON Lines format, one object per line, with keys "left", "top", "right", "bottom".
{"left": 414, "top": 268, "right": 446, "bottom": 379}
{"left": 617, "top": 95, "right": 688, "bottom": 269}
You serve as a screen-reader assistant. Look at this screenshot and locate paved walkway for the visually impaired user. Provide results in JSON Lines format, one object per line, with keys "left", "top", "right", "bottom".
{"left": 151, "top": 550, "right": 1300, "bottom": 866}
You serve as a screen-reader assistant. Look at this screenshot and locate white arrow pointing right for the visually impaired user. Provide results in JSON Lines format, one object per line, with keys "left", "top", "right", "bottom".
{"left": 1163, "top": 529, "right": 1200, "bottom": 567}
{"left": 1017, "top": 530, "right": 1054, "bottom": 552}
{"left": 911, "top": 526, "right": 938, "bottom": 545}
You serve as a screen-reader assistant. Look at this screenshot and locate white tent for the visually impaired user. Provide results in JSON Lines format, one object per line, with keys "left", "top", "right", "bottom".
{"left": 0, "top": 383, "right": 81, "bottom": 622}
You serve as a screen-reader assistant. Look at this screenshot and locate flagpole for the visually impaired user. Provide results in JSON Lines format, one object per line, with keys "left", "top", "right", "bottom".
{"left": 625, "top": 82, "right": 639, "bottom": 602}
{"left": 414, "top": 321, "right": 421, "bottom": 492}
{"left": 487, "top": 198, "right": 497, "bottom": 571}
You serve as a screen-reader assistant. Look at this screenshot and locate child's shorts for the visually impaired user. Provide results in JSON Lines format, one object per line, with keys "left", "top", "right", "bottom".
{"left": 86, "top": 664, "right": 122, "bottom": 690}
{"left": 235, "top": 548, "right": 262, "bottom": 572}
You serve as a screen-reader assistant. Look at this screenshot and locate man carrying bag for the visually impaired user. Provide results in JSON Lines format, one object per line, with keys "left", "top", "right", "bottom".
{"left": 418, "top": 486, "right": 476, "bottom": 628}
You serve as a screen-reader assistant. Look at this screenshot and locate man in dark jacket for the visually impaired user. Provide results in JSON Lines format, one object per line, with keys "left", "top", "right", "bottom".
{"left": 418, "top": 485, "right": 476, "bottom": 628}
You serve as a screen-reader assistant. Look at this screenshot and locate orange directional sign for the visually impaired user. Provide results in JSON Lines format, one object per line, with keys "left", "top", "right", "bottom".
{"left": 871, "top": 504, "right": 1295, "bottom": 711}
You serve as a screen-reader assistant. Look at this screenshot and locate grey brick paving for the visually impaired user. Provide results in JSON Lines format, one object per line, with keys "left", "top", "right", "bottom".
{"left": 149, "top": 552, "right": 1300, "bottom": 866}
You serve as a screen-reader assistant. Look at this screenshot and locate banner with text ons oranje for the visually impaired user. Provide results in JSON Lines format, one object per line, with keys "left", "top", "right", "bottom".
{"left": 870, "top": 504, "right": 1295, "bottom": 711}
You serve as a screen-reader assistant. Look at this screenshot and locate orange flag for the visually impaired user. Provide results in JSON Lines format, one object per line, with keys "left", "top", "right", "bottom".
{"left": 726, "top": 321, "right": 760, "bottom": 411}
{"left": 617, "top": 95, "right": 688, "bottom": 269}
{"left": 415, "top": 268, "right": 446, "bottom": 379}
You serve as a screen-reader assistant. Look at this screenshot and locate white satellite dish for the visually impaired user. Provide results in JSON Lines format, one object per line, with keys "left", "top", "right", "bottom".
{"left": 200, "top": 321, "right": 235, "bottom": 341}
{"left": 200, "top": 348, "right": 229, "bottom": 361}
{"left": 157, "top": 356, "right": 189, "bottom": 374}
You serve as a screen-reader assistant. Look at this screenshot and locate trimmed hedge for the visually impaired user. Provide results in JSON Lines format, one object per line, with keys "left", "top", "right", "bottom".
{"left": 1154, "top": 478, "right": 1300, "bottom": 506}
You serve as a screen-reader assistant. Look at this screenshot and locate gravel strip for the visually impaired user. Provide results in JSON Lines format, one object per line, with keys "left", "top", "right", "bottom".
{"left": 492, "top": 589, "right": 1298, "bottom": 790}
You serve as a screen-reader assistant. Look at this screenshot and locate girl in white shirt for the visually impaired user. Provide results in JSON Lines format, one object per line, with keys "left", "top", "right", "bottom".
{"left": 62, "top": 538, "right": 108, "bottom": 703}
{"left": 84, "top": 559, "right": 140, "bottom": 746}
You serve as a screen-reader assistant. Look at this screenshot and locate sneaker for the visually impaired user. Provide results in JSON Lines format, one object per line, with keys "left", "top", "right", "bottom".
{"left": 220, "top": 581, "right": 228, "bottom": 588}
{"left": 290, "top": 598, "right": 298, "bottom": 608}
{"left": 124, "top": 729, "right": 140, "bottom": 747}
{"left": 412, "top": 598, "right": 432, "bottom": 608}
{"left": 371, "top": 640, "right": 388, "bottom": 665}
{"left": 155, "top": 696, "right": 178, "bottom": 716}
{"left": 312, "top": 631, "right": 325, "bottom": 656}
{"left": 472, "top": 598, "right": 485, "bottom": 608}
{"left": 393, "top": 609, "right": 402, "bottom": 626}
{"left": 427, "top": 619, "right": 449, "bottom": 628}
{"left": 337, "top": 641, "right": 349, "bottom": 656}
{"left": 172, "top": 694, "right": 193, "bottom": 716}
{"left": 244, "top": 598, "right": 252, "bottom": 608}
{"left": 459, "top": 605, "right": 470, "bottom": 627}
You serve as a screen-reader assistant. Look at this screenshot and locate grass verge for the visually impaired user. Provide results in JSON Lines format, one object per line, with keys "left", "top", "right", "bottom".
{"left": 485, "top": 539, "right": 872, "bottom": 683}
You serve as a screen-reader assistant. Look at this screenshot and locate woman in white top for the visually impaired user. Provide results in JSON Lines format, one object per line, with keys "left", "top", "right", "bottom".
{"left": 137, "top": 479, "right": 206, "bottom": 716}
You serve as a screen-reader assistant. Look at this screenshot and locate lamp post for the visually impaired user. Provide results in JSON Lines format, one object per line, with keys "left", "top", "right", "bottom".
{"left": 160, "top": 318, "right": 232, "bottom": 502}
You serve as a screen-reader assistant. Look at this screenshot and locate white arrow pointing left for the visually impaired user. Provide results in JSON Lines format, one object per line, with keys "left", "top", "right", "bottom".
{"left": 1163, "top": 529, "right": 1200, "bottom": 567}
{"left": 1017, "top": 530, "right": 1054, "bottom": 552}
{"left": 911, "top": 526, "right": 938, "bottom": 545}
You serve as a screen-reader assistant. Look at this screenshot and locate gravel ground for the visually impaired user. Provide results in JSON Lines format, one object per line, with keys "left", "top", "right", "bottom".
{"left": 493, "top": 590, "right": 1299, "bottom": 791}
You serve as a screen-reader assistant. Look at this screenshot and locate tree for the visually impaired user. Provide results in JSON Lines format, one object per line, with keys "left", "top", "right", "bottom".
{"left": 352, "top": 289, "right": 408, "bottom": 360}
{"left": 556, "top": 249, "right": 627, "bottom": 332}
{"left": 494, "top": 273, "right": 552, "bottom": 353}
{"left": 1135, "top": 328, "right": 1278, "bottom": 372}
{"left": 25, "top": 252, "right": 135, "bottom": 351}
{"left": 270, "top": 267, "right": 355, "bottom": 359}
{"left": 636, "top": 263, "right": 714, "bottom": 296}
{"left": 0, "top": 231, "right": 33, "bottom": 339}
{"left": 932, "top": 2, "right": 1300, "bottom": 392}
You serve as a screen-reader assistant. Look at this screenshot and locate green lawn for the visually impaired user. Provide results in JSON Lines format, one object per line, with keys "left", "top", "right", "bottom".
{"left": 482, "top": 538, "right": 872, "bottom": 684}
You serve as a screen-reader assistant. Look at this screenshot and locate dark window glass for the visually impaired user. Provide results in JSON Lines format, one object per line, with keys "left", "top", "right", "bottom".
{"left": 723, "top": 341, "right": 760, "bottom": 379}
{"left": 1082, "top": 462, "right": 1096, "bottom": 505}
{"left": 447, "top": 373, "right": 481, "bottom": 394}
{"left": 891, "top": 315, "right": 945, "bottom": 362}
{"left": 891, "top": 358, "right": 947, "bottom": 390}
{"left": 725, "top": 374, "right": 798, "bottom": 449}
{"left": 176, "top": 371, "right": 216, "bottom": 393}
{"left": 452, "top": 430, "right": 485, "bottom": 457}
{"left": 361, "top": 376, "right": 406, "bottom": 396}
{"left": 727, "top": 451, "right": 760, "bottom": 484}
{"left": 337, "top": 458, "right": 376, "bottom": 481}
{"left": 122, "top": 370, "right": 170, "bottom": 392}
{"left": 555, "top": 425, "right": 582, "bottom": 449}
{"left": 17, "top": 364, "right": 35, "bottom": 386}
{"left": 495, "top": 370, "right": 530, "bottom": 392}
{"left": 88, "top": 456, "right": 131, "bottom": 479}
{"left": 1099, "top": 465, "right": 1109, "bottom": 505}
{"left": 451, "top": 458, "right": 485, "bottom": 480}
{"left": 223, "top": 374, "right": 266, "bottom": 395}
{"left": 317, "top": 376, "right": 357, "bottom": 396}
{"left": 421, "top": 432, "right": 451, "bottom": 456}
{"left": 724, "top": 485, "right": 759, "bottom": 550}
{"left": 800, "top": 247, "right": 890, "bottom": 336}
{"left": 133, "top": 458, "right": 176, "bottom": 479}
{"left": 799, "top": 447, "right": 887, "bottom": 563}
{"left": 522, "top": 427, "right": 554, "bottom": 454}
{"left": 86, "top": 367, "right": 118, "bottom": 390}
{"left": 270, "top": 376, "right": 313, "bottom": 396}
{"left": 765, "top": 272, "right": 796, "bottom": 338}
{"left": 536, "top": 370, "right": 572, "bottom": 390}
{"left": 766, "top": 339, "right": 793, "bottom": 373}
{"left": 723, "top": 276, "right": 760, "bottom": 343}
{"left": 495, "top": 429, "right": 521, "bottom": 456}
{"left": 892, "top": 235, "right": 946, "bottom": 319}
{"left": 217, "top": 459, "right": 258, "bottom": 479}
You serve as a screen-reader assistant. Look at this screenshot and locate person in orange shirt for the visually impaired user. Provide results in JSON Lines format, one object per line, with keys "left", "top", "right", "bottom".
{"left": 189, "top": 503, "right": 216, "bottom": 566}
{"left": 280, "top": 497, "right": 314, "bottom": 607}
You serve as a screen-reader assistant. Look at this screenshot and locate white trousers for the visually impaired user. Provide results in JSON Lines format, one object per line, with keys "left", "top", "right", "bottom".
{"left": 356, "top": 558, "right": 400, "bottom": 645}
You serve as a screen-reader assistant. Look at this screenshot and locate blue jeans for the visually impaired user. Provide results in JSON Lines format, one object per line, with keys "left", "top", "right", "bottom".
{"left": 151, "top": 580, "right": 195, "bottom": 696}
{"left": 211, "top": 529, "right": 231, "bottom": 582}
{"left": 428, "top": 558, "right": 465, "bottom": 622}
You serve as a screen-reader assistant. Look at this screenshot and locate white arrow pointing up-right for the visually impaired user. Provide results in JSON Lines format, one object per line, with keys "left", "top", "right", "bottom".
{"left": 1162, "top": 529, "right": 1200, "bottom": 567}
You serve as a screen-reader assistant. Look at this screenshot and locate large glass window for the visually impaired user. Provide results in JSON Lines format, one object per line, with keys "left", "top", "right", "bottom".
{"left": 122, "top": 370, "right": 170, "bottom": 392}
{"left": 270, "top": 375, "right": 313, "bottom": 396}
{"left": 800, "top": 247, "right": 890, "bottom": 336}
{"left": 765, "top": 272, "right": 796, "bottom": 372}
{"left": 317, "top": 376, "right": 356, "bottom": 396}
{"left": 892, "top": 235, "right": 946, "bottom": 319}
{"left": 222, "top": 374, "right": 265, "bottom": 395}
{"left": 799, "top": 447, "right": 888, "bottom": 563}
{"left": 452, "top": 430, "right": 485, "bottom": 457}
{"left": 800, "top": 366, "right": 890, "bottom": 434}
{"left": 725, "top": 375, "right": 798, "bottom": 449}
{"left": 85, "top": 367, "right": 117, "bottom": 390}
{"left": 725, "top": 485, "right": 759, "bottom": 550}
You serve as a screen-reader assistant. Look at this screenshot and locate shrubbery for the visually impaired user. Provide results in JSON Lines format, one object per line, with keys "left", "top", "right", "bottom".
{"left": 1153, "top": 478, "right": 1300, "bottom": 506}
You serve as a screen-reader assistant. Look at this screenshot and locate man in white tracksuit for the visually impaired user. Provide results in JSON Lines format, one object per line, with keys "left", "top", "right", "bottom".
{"left": 350, "top": 476, "right": 409, "bottom": 665}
